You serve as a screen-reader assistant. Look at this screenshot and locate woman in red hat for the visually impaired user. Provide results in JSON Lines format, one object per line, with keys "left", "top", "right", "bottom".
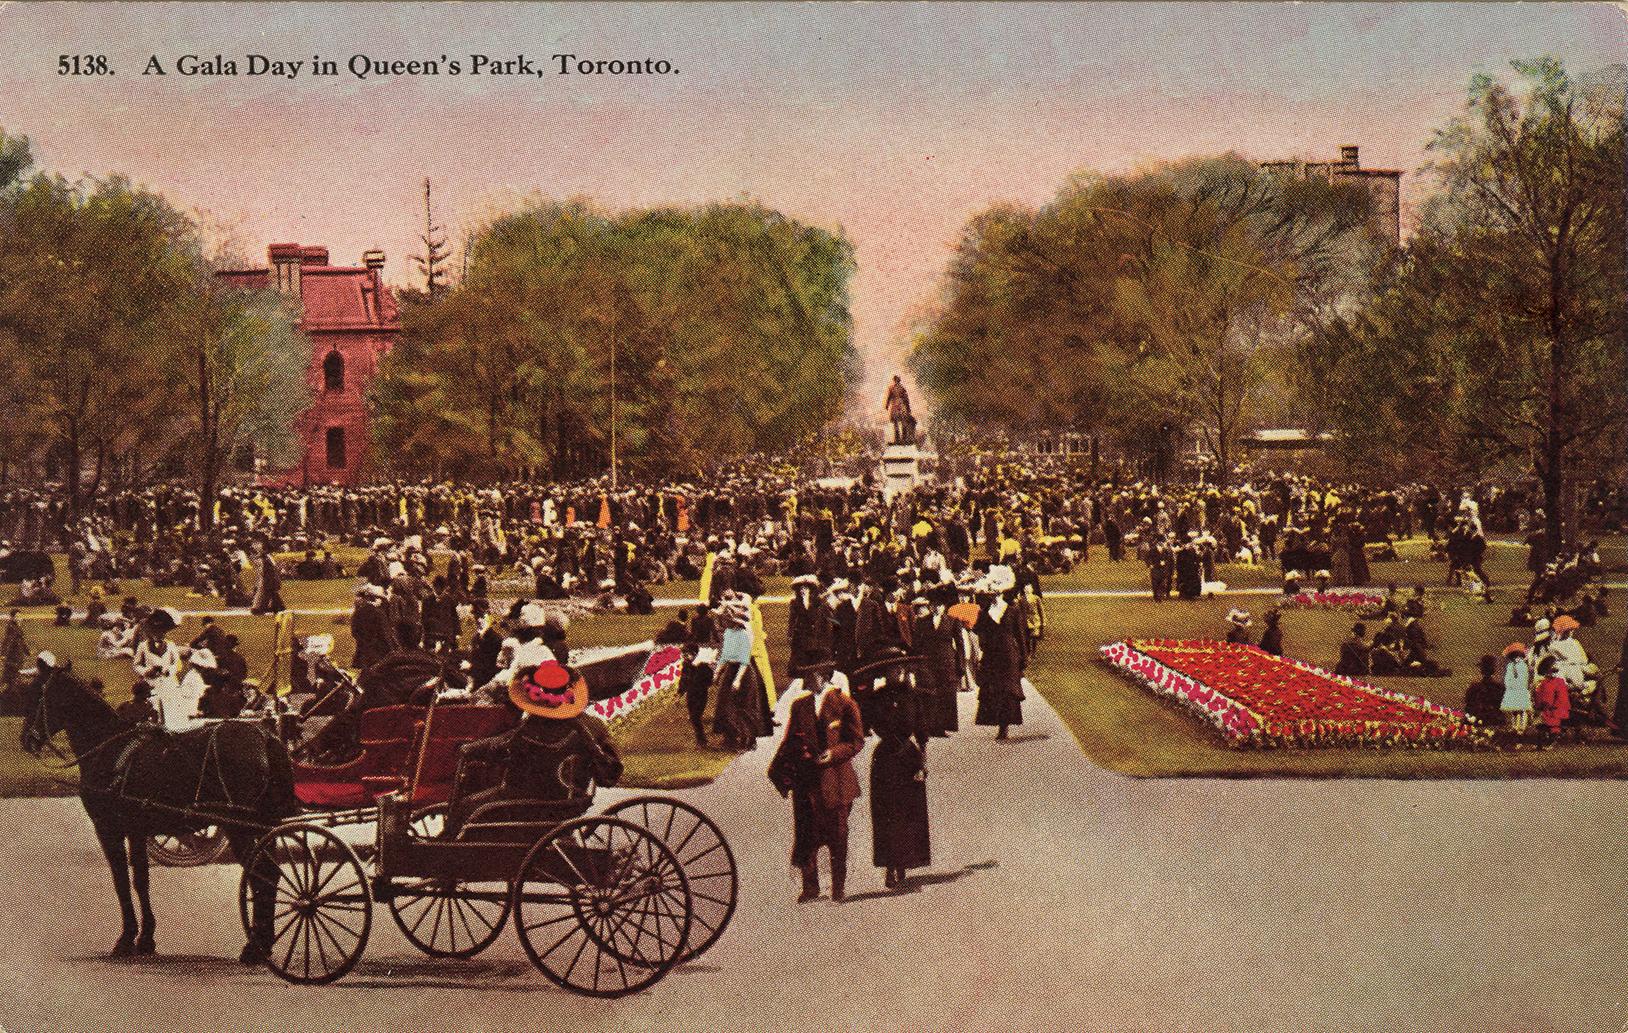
{"left": 444, "top": 659, "right": 622, "bottom": 837}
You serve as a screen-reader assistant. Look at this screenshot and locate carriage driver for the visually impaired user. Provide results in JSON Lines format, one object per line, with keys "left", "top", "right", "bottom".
{"left": 445, "top": 659, "right": 623, "bottom": 837}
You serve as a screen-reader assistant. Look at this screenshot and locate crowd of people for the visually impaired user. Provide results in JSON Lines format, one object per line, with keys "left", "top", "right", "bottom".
{"left": 2, "top": 433, "right": 1625, "bottom": 894}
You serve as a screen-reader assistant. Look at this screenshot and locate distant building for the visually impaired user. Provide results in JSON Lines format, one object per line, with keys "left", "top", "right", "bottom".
{"left": 217, "top": 244, "right": 401, "bottom": 485}
{"left": 1260, "top": 145, "right": 1401, "bottom": 248}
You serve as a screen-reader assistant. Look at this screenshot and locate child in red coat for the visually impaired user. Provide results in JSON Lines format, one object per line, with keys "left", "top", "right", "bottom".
{"left": 1532, "top": 656, "right": 1570, "bottom": 741}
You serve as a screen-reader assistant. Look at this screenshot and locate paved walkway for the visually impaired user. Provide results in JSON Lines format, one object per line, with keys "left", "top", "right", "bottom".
{"left": 4, "top": 684, "right": 1628, "bottom": 1032}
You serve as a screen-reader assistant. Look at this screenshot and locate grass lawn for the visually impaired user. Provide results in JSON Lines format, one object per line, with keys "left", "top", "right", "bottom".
{"left": 5, "top": 534, "right": 1624, "bottom": 794}
{"left": 0, "top": 590, "right": 778, "bottom": 798}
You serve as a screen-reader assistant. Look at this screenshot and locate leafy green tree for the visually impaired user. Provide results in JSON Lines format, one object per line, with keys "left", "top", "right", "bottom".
{"left": 372, "top": 198, "right": 856, "bottom": 481}
{"left": 175, "top": 276, "right": 307, "bottom": 530}
{"left": 1311, "top": 60, "right": 1624, "bottom": 540}
{"left": 911, "top": 156, "right": 1376, "bottom": 483}
{"left": 0, "top": 172, "right": 201, "bottom": 519}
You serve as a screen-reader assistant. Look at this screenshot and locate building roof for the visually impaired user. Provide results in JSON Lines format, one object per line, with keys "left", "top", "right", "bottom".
{"left": 299, "top": 266, "right": 400, "bottom": 332}
{"left": 214, "top": 244, "right": 400, "bottom": 333}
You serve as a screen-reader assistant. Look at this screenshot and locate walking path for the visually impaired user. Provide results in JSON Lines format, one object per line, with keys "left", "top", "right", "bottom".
{"left": 4, "top": 684, "right": 1628, "bottom": 1031}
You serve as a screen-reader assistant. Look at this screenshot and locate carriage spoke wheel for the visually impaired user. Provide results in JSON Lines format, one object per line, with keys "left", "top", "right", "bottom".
{"left": 604, "top": 796, "right": 737, "bottom": 963}
{"left": 510, "top": 816, "right": 692, "bottom": 998}
{"left": 148, "top": 826, "right": 231, "bottom": 867}
{"left": 388, "top": 879, "right": 508, "bottom": 958}
{"left": 408, "top": 805, "right": 446, "bottom": 840}
{"left": 238, "top": 822, "right": 372, "bottom": 985}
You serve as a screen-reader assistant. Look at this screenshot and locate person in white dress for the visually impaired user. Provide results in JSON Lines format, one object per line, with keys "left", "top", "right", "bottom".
{"left": 478, "top": 602, "right": 557, "bottom": 700}
{"left": 133, "top": 607, "right": 198, "bottom": 730}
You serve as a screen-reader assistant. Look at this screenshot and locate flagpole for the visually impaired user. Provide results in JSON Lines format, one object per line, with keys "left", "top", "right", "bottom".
{"left": 610, "top": 335, "right": 618, "bottom": 491}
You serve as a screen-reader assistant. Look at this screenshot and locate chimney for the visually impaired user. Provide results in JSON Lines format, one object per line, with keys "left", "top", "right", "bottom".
{"left": 361, "top": 251, "right": 386, "bottom": 323}
{"left": 300, "top": 246, "right": 329, "bottom": 267}
{"left": 1340, "top": 145, "right": 1360, "bottom": 168}
{"left": 268, "top": 242, "right": 303, "bottom": 293}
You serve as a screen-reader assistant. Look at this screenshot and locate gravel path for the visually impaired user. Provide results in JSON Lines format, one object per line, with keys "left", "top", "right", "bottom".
{"left": 3, "top": 686, "right": 1627, "bottom": 1032}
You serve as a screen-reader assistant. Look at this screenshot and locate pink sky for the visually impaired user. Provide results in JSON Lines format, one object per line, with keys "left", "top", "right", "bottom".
{"left": 2, "top": 3, "right": 1622, "bottom": 406}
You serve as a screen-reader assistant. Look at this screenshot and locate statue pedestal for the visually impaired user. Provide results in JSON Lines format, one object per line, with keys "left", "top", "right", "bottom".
{"left": 880, "top": 442, "right": 926, "bottom": 501}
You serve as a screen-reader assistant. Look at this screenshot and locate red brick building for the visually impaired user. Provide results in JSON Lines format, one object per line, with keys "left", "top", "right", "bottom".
{"left": 217, "top": 244, "right": 401, "bottom": 485}
{"left": 1260, "top": 145, "right": 1402, "bottom": 247}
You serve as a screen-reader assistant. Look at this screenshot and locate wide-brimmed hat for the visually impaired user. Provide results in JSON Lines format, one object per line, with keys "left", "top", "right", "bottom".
{"left": 1226, "top": 608, "right": 1252, "bottom": 627}
{"left": 509, "top": 660, "right": 588, "bottom": 719}
{"left": 983, "top": 565, "right": 1016, "bottom": 594}
{"left": 518, "top": 602, "right": 550, "bottom": 628}
{"left": 947, "top": 601, "right": 981, "bottom": 626}
{"left": 791, "top": 574, "right": 820, "bottom": 588}
{"left": 1552, "top": 615, "right": 1580, "bottom": 634}
{"left": 149, "top": 607, "right": 183, "bottom": 632}
{"left": 794, "top": 647, "right": 837, "bottom": 677}
{"left": 1503, "top": 642, "right": 1528, "bottom": 656}
{"left": 372, "top": 537, "right": 391, "bottom": 549}
{"left": 1533, "top": 618, "right": 1551, "bottom": 633}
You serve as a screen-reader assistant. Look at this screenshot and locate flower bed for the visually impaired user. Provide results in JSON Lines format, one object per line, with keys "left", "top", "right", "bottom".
{"left": 1099, "top": 638, "right": 1479, "bottom": 749}
{"left": 589, "top": 645, "right": 684, "bottom": 726}
{"left": 1278, "top": 589, "right": 1385, "bottom": 610}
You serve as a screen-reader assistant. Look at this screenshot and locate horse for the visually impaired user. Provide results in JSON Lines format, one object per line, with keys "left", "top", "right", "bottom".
{"left": 17, "top": 662, "right": 300, "bottom": 962}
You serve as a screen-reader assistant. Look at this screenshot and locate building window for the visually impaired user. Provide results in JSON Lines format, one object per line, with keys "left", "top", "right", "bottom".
{"left": 323, "top": 350, "right": 345, "bottom": 392}
{"left": 325, "top": 426, "right": 347, "bottom": 469}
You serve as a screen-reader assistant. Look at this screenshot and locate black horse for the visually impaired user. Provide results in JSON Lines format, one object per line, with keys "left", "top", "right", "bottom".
{"left": 17, "top": 663, "right": 300, "bottom": 961}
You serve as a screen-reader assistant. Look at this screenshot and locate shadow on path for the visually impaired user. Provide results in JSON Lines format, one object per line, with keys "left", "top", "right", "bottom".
{"left": 840, "top": 860, "right": 999, "bottom": 903}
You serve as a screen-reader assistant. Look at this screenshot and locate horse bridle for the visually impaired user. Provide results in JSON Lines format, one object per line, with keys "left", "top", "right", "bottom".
{"left": 23, "top": 671, "right": 74, "bottom": 765}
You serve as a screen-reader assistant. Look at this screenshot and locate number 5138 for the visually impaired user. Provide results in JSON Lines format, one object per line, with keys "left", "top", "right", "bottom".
{"left": 59, "top": 55, "right": 111, "bottom": 75}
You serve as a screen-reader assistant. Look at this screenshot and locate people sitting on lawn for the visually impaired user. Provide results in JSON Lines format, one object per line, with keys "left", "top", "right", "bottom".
{"left": 1335, "top": 622, "right": 1371, "bottom": 676}
{"left": 1258, "top": 608, "right": 1284, "bottom": 656}
{"left": 1224, "top": 608, "right": 1253, "bottom": 645}
{"left": 9, "top": 575, "right": 60, "bottom": 608}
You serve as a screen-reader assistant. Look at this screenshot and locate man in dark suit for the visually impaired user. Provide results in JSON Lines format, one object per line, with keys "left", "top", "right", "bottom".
{"left": 769, "top": 652, "right": 865, "bottom": 903}
{"left": 786, "top": 574, "right": 834, "bottom": 672}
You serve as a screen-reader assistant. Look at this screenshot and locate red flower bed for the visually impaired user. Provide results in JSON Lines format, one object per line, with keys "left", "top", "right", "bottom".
{"left": 1279, "top": 589, "right": 1384, "bottom": 610}
{"left": 1100, "top": 638, "right": 1479, "bottom": 749}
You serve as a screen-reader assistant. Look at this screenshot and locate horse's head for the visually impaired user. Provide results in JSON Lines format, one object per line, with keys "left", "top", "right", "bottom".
{"left": 17, "top": 655, "right": 59, "bottom": 755}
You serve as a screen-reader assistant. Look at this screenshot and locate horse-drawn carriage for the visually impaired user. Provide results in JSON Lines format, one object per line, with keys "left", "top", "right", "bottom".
{"left": 149, "top": 639, "right": 683, "bottom": 866}
{"left": 19, "top": 652, "right": 736, "bottom": 997}
{"left": 241, "top": 788, "right": 736, "bottom": 994}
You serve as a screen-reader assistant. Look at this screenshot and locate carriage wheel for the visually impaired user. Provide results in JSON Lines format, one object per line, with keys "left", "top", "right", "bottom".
{"left": 388, "top": 879, "right": 509, "bottom": 958}
{"left": 510, "top": 816, "right": 692, "bottom": 998}
{"left": 148, "top": 826, "right": 231, "bottom": 867}
{"left": 408, "top": 805, "right": 446, "bottom": 840}
{"left": 604, "top": 796, "right": 737, "bottom": 963}
{"left": 238, "top": 822, "right": 372, "bottom": 985}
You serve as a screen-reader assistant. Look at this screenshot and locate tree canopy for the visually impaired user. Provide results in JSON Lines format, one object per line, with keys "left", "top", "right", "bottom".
{"left": 0, "top": 131, "right": 305, "bottom": 525}
{"left": 910, "top": 155, "right": 1377, "bottom": 482}
{"left": 1308, "top": 59, "right": 1624, "bottom": 542}
{"left": 372, "top": 198, "right": 857, "bottom": 480}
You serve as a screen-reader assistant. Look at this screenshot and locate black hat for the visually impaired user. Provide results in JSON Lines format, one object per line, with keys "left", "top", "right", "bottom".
{"left": 850, "top": 647, "right": 920, "bottom": 680}
{"left": 794, "top": 647, "right": 837, "bottom": 677}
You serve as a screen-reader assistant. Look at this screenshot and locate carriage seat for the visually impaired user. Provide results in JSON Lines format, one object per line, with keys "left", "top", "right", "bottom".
{"left": 455, "top": 796, "right": 595, "bottom": 843}
{"left": 293, "top": 705, "right": 422, "bottom": 807}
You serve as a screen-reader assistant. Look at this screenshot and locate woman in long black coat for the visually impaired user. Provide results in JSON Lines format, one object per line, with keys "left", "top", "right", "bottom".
{"left": 1174, "top": 538, "right": 1203, "bottom": 600}
{"left": 870, "top": 677, "right": 930, "bottom": 888}
{"left": 974, "top": 590, "right": 1027, "bottom": 738}
{"left": 911, "top": 596, "right": 961, "bottom": 738}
